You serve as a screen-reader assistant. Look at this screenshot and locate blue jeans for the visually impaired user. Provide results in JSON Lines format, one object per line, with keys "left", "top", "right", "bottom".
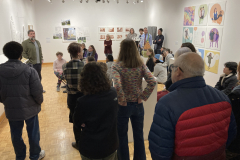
{"left": 117, "top": 102, "right": 146, "bottom": 160}
{"left": 9, "top": 115, "right": 41, "bottom": 160}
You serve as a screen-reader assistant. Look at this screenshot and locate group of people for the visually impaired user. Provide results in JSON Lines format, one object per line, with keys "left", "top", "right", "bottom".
{"left": 1, "top": 26, "right": 240, "bottom": 160}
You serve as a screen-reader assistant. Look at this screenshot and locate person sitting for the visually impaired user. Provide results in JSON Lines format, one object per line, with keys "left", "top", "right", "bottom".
{"left": 157, "top": 47, "right": 192, "bottom": 101}
{"left": 73, "top": 62, "right": 119, "bottom": 160}
{"left": 53, "top": 52, "right": 66, "bottom": 92}
{"left": 63, "top": 42, "right": 85, "bottom": 149}
{"left": 146, "top": 48, "right": 155, "bottom": 72}
{"left": 106, "top": 55, "right": 114, "bottom": 82}
{"left": 82, "top": 43, "right": 88, "bottom": 58}
{"left": 86, "top": 56, "right": 95, "bottom": 64}
{"left": 215, "top": 62, "right": 238, "bottom": 95}
{"left": 149, "top": 52, "right": 237, "bottom": 160}
{"left": 227, "top": 62, "right": 240, "bottom": 157}
{"left": 153, "top": 54, "right": 167, "bottom": 84}
{"left": 161, "top": 48, "right": 173, "bottom": 71}
{"left": 0, "top": 41, "right": 45, "bottom": 160}
{"left": 98, "top": 62, "right": 108, "bottom": 73}
{"left": 87, "top": 45, "right": 98, "bottom": 61}
{"left": 181, "top": 42, "right": 196, "bottom": 52}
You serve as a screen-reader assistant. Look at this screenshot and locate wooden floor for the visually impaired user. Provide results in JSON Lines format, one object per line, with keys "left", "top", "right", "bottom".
{"left": 0, "top": 64, "right": 164, "bottom": 160}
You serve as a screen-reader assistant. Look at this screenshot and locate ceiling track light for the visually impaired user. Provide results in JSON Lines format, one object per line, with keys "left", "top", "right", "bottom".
{"left": 117, "top": 0, "right": 119, "bottom": 3}
{"left": 137, "top": 0, "right": 139, "bottom": 3}
{"left": 48, "top": 0, "right": 52, "bottom": 3}
{"left": 107, "top": 0, "right": 109, "bottom": 3}
{"left": 62, "top": 0, "right": 65, "bottom": 3}
{"left": 80, "top": 0, "right": 83, "bottom": 2}
{"left": 103, "top": 0, "right": 105, "bottom": 3}
{"left": 86, "top": 0, "right": 89, "bottom": 3}
{"left": 141, "top": 0, "right": 143, "bottom": 2}
{"left": 126, "top": 0, "right": 129, "bottom": 4}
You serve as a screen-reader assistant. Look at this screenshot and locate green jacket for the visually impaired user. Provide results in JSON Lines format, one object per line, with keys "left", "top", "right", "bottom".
{"left": 22, "top": 39, "right": 43, "bottom": 65}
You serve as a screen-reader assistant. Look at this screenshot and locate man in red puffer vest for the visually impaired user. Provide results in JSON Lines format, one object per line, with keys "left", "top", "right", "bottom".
{"left": 148, "top": 52, "right": 237, "bottom": 160}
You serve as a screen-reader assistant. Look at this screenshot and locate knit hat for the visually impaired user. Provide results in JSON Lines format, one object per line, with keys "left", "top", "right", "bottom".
{"left": 154, "top": 54, "right": 160, "bottom": 60}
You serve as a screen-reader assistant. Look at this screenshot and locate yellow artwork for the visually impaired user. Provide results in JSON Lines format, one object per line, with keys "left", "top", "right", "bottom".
{"left": 204, "top": 50, "right": 220, "bottom": 74}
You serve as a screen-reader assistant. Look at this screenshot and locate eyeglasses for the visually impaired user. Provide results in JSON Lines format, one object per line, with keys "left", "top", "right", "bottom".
{"left": 171, "top": 65, "right": 184, "bottom": 73}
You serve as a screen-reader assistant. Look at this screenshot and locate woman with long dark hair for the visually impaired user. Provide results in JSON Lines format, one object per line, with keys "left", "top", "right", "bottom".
{"left": 112, "top": 39, "right": 156, "bottom": 160}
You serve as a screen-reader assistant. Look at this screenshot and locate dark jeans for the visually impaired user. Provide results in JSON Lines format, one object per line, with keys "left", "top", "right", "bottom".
{"left": 117, "top": 102, "right": 146, "bottom": 160}
{"left": 33, "top": 63, "right": 42, "bottom": 81}
{"left": 67, "top": 92, "right": 84, "bottom": 144}
{"left": 8, "top": 115, "right": 41, "bottom": 160}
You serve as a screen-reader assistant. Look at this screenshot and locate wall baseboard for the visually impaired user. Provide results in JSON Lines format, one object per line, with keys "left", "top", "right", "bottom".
{"left": 0, "top": 112, "right": 6, "bottom": 123}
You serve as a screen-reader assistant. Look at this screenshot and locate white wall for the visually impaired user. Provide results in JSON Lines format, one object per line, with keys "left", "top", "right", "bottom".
{"left": 34, "top": 0, "right": 147, "bottom": 62}
{"left": 0, "top": 0, "right": 36, "bottom": 116}
{"left": 145, "top": 0, "right": 240, "bottom": 87}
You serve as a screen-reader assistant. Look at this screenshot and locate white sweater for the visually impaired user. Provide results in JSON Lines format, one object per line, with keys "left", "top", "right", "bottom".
{"left": 154, "top": 63, "right": 167, "bottom": 83}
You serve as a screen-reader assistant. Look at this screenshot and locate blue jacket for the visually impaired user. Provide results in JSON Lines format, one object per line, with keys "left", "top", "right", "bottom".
{"left": 148, "top": 76, "right": 236, "bottom": 160}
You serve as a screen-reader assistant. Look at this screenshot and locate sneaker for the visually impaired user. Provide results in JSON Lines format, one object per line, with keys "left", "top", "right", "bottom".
{"left": 61, "top": 85, "right": 67, "bottom": 88}
{"left": 38, "top": 150, "right": 45, "bottom": 160}
{"left": 43, "top": 90, "right": 46, "bottom": 93}
{"left": 57, "top": 86, "right": 60, "bottom": 92}
{"left": 63, "top": 90, "right": 67, "bottom": 93}
{"left": 72, "top": 142, "right": 79, "bottom": 150}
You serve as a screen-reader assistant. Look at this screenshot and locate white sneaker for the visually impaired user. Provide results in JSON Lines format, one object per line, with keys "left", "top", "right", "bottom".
{"left": 38, "top": 150, "right": 45, "bottom": 160}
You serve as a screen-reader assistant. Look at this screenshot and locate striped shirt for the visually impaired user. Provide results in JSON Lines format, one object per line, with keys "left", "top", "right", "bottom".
{"left": 112, "top": 62, "right": 156, "bottom": 103}
{"left": 63, "top": 60, "right": 84, "bottom": 94}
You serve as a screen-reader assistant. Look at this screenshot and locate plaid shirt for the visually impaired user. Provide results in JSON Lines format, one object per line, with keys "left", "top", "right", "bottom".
{"left": 63, "top": 60, "right": 84, "bottom": 94}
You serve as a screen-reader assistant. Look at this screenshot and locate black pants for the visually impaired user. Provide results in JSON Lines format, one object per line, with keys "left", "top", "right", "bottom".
{"left": 33, "top": 63, "right": 42, "bottom": 81}
{"left": 154, "top": 49, "right": 162, "bottom": 55}
{"left": 67, "top": 92, "right": 84, "bottom": 143}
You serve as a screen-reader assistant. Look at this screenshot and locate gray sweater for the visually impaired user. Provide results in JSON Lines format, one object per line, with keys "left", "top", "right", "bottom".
{"left": 0, "top": 60, "right": 43, "bottom": 121}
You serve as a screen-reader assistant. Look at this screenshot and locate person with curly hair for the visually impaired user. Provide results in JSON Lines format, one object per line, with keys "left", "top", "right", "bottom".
{"left": 73, "top": 62, "right": 118, "bottom": 160}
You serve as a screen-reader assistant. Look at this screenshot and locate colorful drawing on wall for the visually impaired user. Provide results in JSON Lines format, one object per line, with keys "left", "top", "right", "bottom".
{"left": 208, "top": 2, "right": 226, "bottom": 25}
{"left": 197, "top": 48, "right": 205, "bottom": 59}
{"left": 116, "top": 34, "right": 124, "bottom": 41}
{"left": 195, "top": 4, "right": 208, "bottom": 25}
{"left": 61, "top": 19, "right": 71, "bottom": 26}
{"left": 53, "top": 27, "right": 62, "bottom": 39}
{"left": 62, "top": 27, "right": 76, "bottom": 42}
{"left": 107, "top": 27, "right": 115, "bottom": 33}
{"left": 182, "top": 27, "right": 193, "bottom": 43}
{"left": 117, "top": 27, "right": 124, "bottom": 33}
{"left": 193, "top": 27, "right": 206, "bottom": 48}
{"left": 204, "top": 50, "right": 220, "bottom": 74}
{"left": 99, "top": 27, "right": 106, "bottom": 33}
{"left": 78, "top": 37, "right": 86, "bottom": 43}
{"left": 205, "top": 27, "right": 223, "bottom": 51}
{"left": 183, "top": 6, "right": 195, "bottom": 26}
{"left": 99, "top": 34, "right": 106, "bottom": 41}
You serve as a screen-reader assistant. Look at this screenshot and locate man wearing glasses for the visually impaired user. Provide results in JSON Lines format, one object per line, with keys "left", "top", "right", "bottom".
{"left": 149, "top": 52, "right": 236, "bottom": 160}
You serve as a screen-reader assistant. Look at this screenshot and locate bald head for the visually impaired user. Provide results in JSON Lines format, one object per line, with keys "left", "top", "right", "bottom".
{"left": 172, "top": 52, "right": 205, "bottom": 83}
{"left": 174, "top": 47, "right": 192, "bottom": 59}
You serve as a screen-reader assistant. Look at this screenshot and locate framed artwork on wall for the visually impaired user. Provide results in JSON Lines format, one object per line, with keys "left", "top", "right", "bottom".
{"left": 107, "top": 27, "right": 115, "bottom": 33}
{"left": 193, "top": 27, "right": 207, "bottom": 48}
{"left": 99, "top": 27, "right": 107, "bottom": 33}
{"left": 99, "top": 34, "right": 106, "bottom": 41}
{"left": 205, "top": 27, "right": 223, "bottom": 51}
{"left": 208, "top": 1, "right": 226, "bottom": 26}
{"left": 62, "top": 27, "right": 77, "bottom": 42}
{"left": 61, "top": 19, "right": 71, "bottom": 26}
{"left": 116, "top": 34, "right": 124, "bottom": 41}
{"left": 195, "top": 4, "right": 208, "bottom": 25}
{"left": 183, "top": 6, "right": 196, "bottom": 26}
{"left": 204, "top": 50, "right": 220, "bottom": 74}
{"left": 182, "top": 27, "right": 193, "bottom": 43}
{"left": 117, "top": 27, "right": 124, "bottom": 33}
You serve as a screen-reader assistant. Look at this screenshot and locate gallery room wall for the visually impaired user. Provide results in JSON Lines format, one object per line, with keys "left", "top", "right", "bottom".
{"left": 0, "top": 0, "right": 36, "bottom": 117}
{"left": 145, "top": 0, "right": 240, "bottom": 87}
{"left": 33, "top": 0, "right": 147, "bottom": 62}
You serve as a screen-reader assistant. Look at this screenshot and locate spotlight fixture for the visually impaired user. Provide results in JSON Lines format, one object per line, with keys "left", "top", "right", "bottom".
{"left": 48, "top": 0, "right": 52, "bottom": 2}
{"left": 137, "top": 0, "right": 139, "bottom": 3}
{"left": 141, "top": 0, "right": 143, "bottom": 2}
{"left": 80, "top": 0, "right": 83, "bottom": 3}
{"left": 103, "top": 0, "right": 105, "bottom": 3}
{"left": 126, "top": 0, "right": 129, "bottom": 4}
{"left": 107, "top": 0, "right": 109, "bottom": 3}
{"left": 86, "top": 0, "right": 89, "bottom": 3}
{"left": 62, "top": 0, "right": 65, "bottom": 3}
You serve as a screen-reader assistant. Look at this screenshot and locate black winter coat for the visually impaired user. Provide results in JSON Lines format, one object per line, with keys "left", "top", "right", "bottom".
{"left": 0, "top": 60, "right": 43, "bottom": 121}
{"left": 215, "top": 73, "right": 238, "bottom": 95}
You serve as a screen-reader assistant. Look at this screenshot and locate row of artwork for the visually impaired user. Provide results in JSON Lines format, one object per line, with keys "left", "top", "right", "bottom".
{"left": 99, "top": 33, "right": 127, "bottom": 41}
{"left": 197, "top": 48, "right": 220, "bottom": 74}
{"left": 184, "top": 1, "right": 226, "bottom": 26}
{"left": 98, "top": 27, "right": 131, "bottom": 33}
{"left": 182, "top": 26, "right": 223, "bottom": 51}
